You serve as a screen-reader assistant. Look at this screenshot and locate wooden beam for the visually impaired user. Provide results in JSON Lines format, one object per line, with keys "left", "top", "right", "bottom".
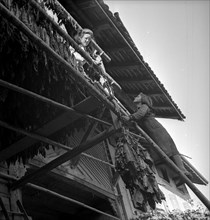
{"left": 70, "top": 119, "right": 101, "bottom": 167}
{"left": 0, "top": 2, "right": 126, "bottom": 120}
{"left": 104, "top": 45, "right": 128, "bottom": 53}
{"left": 94, "top": 22, "right": 111, "bottom": 33}
{"left": 0, "top": 79, "right": 111, "bottom": 127}
{"left": 0, "top": 97, "right": 99, "bottom": 162}
{"left": 118, "top": 79, "right": 153, "bottom": 85}
{"left": 95, "top": 0, "right": 185, "bottom": 121}
{"left": 16, "top": 200, "right": 30, "bottom": 220}
{"left": 124, "top": 91, "right": 162, "bottom": 97}
{"left": 26, "top": 183, "right": 120, "bottom": 220}
{"left": 30, "top": 0, "right": 111, "bottom": 63}
{"left": 133, "top": 122, "right": 210, "bottom": 210}
{"left": 64, "top": 0, "right": 94, "bottom": 28}
{"left": 0, "top": 197, "right": 10, "bottom": 220}
{"left": 152, "top": 106, "right": 173, "bottom": 110}
{"left": 11, "top": 126, "right": 119, "bottom": 190}
{"left": 70, "top": 107, "right": 107, "bottom": 168}
{"left": 0, "top": 169, "right": 116, "bottom": 200}
{"left": 0, "top": 119, "right": 114, "bottom": 167}
{"left": 0, "top": 2, "right": 123, "bottom": 115}
{"left": 0, "top": 173, "right": 120, "bottom": 219}
{"left": 106, "top": 63, "right": 140, "bottom": 71}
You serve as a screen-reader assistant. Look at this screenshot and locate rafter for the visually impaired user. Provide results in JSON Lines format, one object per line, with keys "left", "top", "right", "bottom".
{"left": 118, "top": 79, "right": 153, "bottom": 85}
{"left": 105, "top": 63, "right": 140, "bottom": 71}
{"left": 64, "top": 0, "right": 93, "bottom": 28}
{"left": 94, "top": 22, "right": 111, "bottom": 33}
{"left": 125, "top": 91, "right": 163, "bottom": 97}
{"left": 104, "top": 45, "right": 128, "bottom": 53}
{"left": 152, "top": 106, "right": 173, "bottom": 110}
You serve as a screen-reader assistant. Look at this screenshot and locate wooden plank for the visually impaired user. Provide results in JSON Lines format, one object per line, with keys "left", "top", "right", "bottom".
{"left": 16, "top": 200, "right": 30, "bottom": 220}
{"left": 0, "top": 79, "right": 111, "bottom": 127}
{"left": 26, "top": 183, "right": 120, "bottom": 220}
{"left": 0, "top": 97, "right": 100, "bottom": 162}
{"left": 70, "top": 106, "right": 106, "bottom": 167}
{"left": 11, "top": 126, "right": 119, "bottom": 190}
{"left": 134, "top": 123, "right": 210, "bottom": 210}
{"left": 0, "top": 197, "right": 10, "bottom": 220}
{"left": 70, "top": 120, "right": 99, "bottom": 167}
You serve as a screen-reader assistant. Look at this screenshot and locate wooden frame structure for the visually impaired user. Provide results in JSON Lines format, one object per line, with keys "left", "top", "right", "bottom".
{"left": 0, "top": 1, "right": 209, "bottom": 219}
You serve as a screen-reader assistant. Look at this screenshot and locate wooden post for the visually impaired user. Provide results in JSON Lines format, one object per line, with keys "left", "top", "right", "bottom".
{"left": 134, "top": 122, "right": 210, "bottom": 210}
{"left": 0, "top": 2, "right": 122, "bottom": 116}
{"left": 0, "top": 119, "right": 114, "bottom": 167}
{"left": 26, "top": 183, "right": 120, "bottom": 220}
{"left": 70, "top": 107, "right": 106, "bottom": 167}
{"left": 11, "top": 126, "right": 119, "bottom": 190}
{"left": 0, "top": 173, "right": 120, "bottom": 220}
{"left": 0, "top": 197, "right": 10, "bottom": 220}
{"left": 0, "top": 79, "right": 111, "bottom": 127}
{"left": 16, "top": 200, "right": 30, "bottom": 220}
{"left": 34, "top": 0, "right": 111, "bottom": 63}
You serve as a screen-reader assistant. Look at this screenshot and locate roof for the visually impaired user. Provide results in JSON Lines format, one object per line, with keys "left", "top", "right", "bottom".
{"left": 60, "top": 0, "right": 186, "bottom": 120}
{"left": 182, "top": 156, "right": 208, "bottom": 185}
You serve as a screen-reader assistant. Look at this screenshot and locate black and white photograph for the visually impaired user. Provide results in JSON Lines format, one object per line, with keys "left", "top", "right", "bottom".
{"left": 0, "top": 0, "right": 209, "bottom": 219}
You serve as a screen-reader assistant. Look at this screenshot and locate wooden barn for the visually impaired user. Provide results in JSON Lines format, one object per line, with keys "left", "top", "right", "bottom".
{"left": 0, "top": 0, "right": 208, "bottom": 219}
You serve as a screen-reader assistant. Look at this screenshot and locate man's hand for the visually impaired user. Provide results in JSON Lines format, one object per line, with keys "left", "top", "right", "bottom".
{"left": 93, "top": 55, "right": 102, "bottom": 65}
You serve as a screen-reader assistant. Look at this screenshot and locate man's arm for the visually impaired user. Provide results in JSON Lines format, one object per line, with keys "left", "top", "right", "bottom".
{"left": 122, "top": 104, "right": 149, "bottom": 122}
{"left": 130, "top": 104, "right": 149, "bottom": 120}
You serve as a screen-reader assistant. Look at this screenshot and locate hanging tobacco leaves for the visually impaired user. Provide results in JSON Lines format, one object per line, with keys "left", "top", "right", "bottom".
{"left": 115, "top": 130, "right": 165, "bottom": 212}
{"left": 0, "top": 0, "right": 91, "bottom": 164}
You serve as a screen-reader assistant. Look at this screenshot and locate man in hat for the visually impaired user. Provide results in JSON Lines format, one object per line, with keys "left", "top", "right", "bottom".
{"left": 122, "top": 92, "right": 192, "bottom": 184}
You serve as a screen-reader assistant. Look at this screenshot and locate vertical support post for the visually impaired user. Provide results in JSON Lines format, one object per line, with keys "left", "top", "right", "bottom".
{"left": 16, "top": 200, "right": 30, "bottom": 220}
{"left": 11, "top": 126, "right": 119, "bottom": 190}
{"left": 134, "top": 123, "right": 210, "bottom": 210}
{"left": 0, "top": 197, "right": 10, "bottom": 220}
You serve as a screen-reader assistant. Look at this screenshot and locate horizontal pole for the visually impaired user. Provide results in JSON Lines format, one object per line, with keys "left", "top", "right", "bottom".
{"left": 30, "top": 0, "right": 120, "bottom": 90}
{"left": 11, "top": 126, "right": 119, "bottom": 190}
{"left": 134, "top": 122, "right": 210, "bottom": 210}
{"left": 37, "top": 0, "right": 111, "bottom": 62}
{"left": 27, "top": 183, "right": 119, "bottom": 219}
{"left": 0, "top": 173, "right": 119, "bottom": 220}
{"left": 0, "top": 3, "right": 121, "bottom": 116}
{"left": 0, "top": 79, "right": 111, "bottom": 127}
{"left": 29, "top": 0, "right": 95, "bottom": 65}
{"left": 0, "top": 119, "right": 114, "bottom": 168}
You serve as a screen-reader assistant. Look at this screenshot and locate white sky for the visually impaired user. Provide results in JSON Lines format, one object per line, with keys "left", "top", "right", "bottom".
{"left": 105, "top": 0, "right": 210, "bottom": 202}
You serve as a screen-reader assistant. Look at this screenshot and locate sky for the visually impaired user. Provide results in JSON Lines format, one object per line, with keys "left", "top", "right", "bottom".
{"left": 105, "top": 0, "right": 210, "bottom": 203}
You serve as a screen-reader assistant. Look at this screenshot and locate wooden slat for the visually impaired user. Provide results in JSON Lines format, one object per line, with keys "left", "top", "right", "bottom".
{"left": 0, "top": 197, "right": 10, "bottom": 220}
{"left": 0, "top": 97, "right": 99, "bottom": 162}
{"left": 11, "top": 126, "right": 119, "bottom": 190}
{"left": 26, "top": 183, "right": 120, "bottom": 220}
{"left": 106, "top": 63, "right": 140, "bottom": 71}
{"left": 16, "top": 200, "right": 30, "bottom": 220}
{"left": 119, "top": 79, "right": 153, "bottom": 85}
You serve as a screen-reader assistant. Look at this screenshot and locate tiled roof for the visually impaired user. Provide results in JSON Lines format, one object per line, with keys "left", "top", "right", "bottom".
{"left": 60, "top": 0, "right": 186, "bottom": 120}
